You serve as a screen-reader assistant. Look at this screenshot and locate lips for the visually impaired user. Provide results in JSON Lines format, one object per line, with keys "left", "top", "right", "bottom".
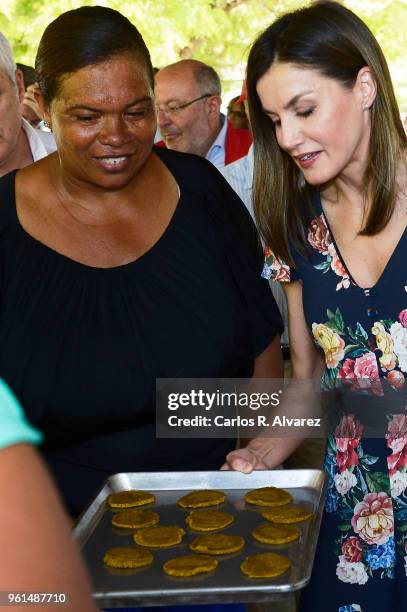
{"left": 163, "top": 132, "right": 181, "bottom": 142}
{"left": 294, "top": 151, "right": 322, "bottom": 169}
{"left": 93, "top": 154, "right": 132, "bottom": 172}
{"left": 100, "top": 156, "right": 127, "bottom": 165}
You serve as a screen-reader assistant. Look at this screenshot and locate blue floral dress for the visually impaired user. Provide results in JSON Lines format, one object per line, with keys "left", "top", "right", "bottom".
{"left": 262, "top": 193, "right": 407, "bottom": 612}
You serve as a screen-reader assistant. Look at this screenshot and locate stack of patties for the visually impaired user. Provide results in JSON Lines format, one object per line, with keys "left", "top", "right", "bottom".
{"left": 165, "top": 489, "right": 235, "bottom": 576}
{"left": 241, "top": 485, "right": 313, "bottom": 578}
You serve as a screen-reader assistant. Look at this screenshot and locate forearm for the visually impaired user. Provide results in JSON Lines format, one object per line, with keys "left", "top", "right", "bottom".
{"left": 252, "top": 335, "right": 284, "bottom": 378}
{"left": 224, "top": 376, "right": 322, "bottom": 471}
{"left": 0, "top": 444, "right": 96, "bottom": 611}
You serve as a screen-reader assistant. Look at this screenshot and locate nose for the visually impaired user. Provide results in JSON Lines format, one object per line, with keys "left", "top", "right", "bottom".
{"left": 99, "top": 115, "right": 131, "bottom": 146}
{"left": 277, "top": 119, "right": 305, "bottom": 152}
{"left": 156, "top": 108, "right": 172, "bottom": 128}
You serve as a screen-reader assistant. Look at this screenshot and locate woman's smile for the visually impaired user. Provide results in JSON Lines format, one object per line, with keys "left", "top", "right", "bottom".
{"left": 47, "top": 54, "right": 156, "bottom": 190}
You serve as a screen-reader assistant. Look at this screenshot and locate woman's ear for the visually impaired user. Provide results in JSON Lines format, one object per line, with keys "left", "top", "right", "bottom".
{"left": 33, "top": 84, "right": 52, "bottom": 127}
{"left": 357, "top": 67, "right": 377, "bottom": 111}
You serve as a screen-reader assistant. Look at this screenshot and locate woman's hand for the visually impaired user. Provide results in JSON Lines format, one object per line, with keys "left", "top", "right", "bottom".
{"left": 221, "top": 446, "right": 270, "bottom": 473}
{"left": 221, "top": 436, "right": 302, "bottom": 473}
{"left": 221, "top": 283, "right": 324, "bottom": 474}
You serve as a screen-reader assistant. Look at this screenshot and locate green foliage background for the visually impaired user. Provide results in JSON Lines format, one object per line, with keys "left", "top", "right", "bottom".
{"left": 1, "top": 0, "right": 406, "bottom": 108}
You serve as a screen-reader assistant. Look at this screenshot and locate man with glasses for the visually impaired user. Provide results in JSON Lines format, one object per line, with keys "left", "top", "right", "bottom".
{"left": 155, "top": 59, "right": 252, "bottom": 169}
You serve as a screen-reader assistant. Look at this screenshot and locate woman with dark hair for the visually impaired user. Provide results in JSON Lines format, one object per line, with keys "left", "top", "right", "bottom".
{"left": 223, "top": 1, "right": 407, "bottom": 610}
{"left": 0, "top": 5, "right": 283, "bottom": 519}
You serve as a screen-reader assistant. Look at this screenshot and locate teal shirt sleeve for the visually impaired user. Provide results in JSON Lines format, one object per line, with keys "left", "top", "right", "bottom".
{"left": 0, "top": 379, "right": 43, "bottom": 449}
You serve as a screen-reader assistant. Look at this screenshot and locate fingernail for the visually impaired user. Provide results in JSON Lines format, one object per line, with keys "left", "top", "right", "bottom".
{"left": 234, "top": 459, "right": 249, "bottom": 471}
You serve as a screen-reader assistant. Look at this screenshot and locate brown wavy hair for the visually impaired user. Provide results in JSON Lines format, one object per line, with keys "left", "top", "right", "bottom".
{"left": 246, "top": 1, "right": 406, "bottom": 266}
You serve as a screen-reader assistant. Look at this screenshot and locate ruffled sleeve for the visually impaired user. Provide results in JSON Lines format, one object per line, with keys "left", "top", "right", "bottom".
{"left": 262, "top": 245, "right": 300, "bottom": 283}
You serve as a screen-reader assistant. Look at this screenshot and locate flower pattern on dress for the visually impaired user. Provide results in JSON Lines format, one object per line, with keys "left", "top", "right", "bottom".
{"left": 364, "top": 537, "right": 396, "bottom": 570}
{"left": 390, "top": 322, "right": 407, "bottom": 372}
{"left": 341, "top": 536, "right": 363, "bottom": 562}
{"left": 326, "top": 407, "right": 407, "bottom": 586}
{"left": 336, "top": 556, "right": 369, "bottom": 584}
{"left": 335, "top": 415, "right": 363, "bottom": 473}
{"left": 312, "top": 307, "right": 406, "bottom": 389}
{"left": 312, "top": 323, "right": 345, "bottom": 369}
{"left": 326, "top": 411, "right": 397, "bottom": 584}
{"left": 261, "top": 214, "right": 353, "bottom": 290}
{"left": 262, "top": 207, "right": 407, "bottom": 602}
{"left": 386, "top": 412, "right": 407, "bottom": 525}
{"left": 261, "top": 246, "right": 290, "bottom": 282}
{"left": 372, "top": 322, "right": 397, "bottom": 370}
{"left": 335, "top": 470, "right": 357, "bottom": 495}
{"left": 351, "top": 493, "right": 394, "bottom": 546}
{"left": 399, "top": 309, "right": 407, "bottom": 328}
{"left": 308, "top": 213, "right": 351, "bottom": 291}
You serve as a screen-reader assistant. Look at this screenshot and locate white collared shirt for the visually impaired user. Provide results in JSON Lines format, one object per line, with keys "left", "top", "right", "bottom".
{"left": 220, "top": 144, "right": 254, "bottom": 213}
{"left": 22, "top": 117, "right": 56, "bottom": 162}
{"left": 205, "top": 114, "right": 228, "bottom": 169}
{"left": 220, "top": 144, "right": 289, "bottom": 345}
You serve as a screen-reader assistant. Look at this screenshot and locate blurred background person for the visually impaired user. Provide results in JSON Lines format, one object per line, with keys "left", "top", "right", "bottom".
{"left": 0, "top": 34, "right": 55, "bottom": 176}
{"left": 16, "top": 63, "right": 45, "bottom": 128}
{"left": 155, "top": 59, "right": 252, "bottom": 169}
{"left": 16, "top": 62, "right": 36, "bottom": 88}
{"left": 227, "top": 94, "right": 249, "bottom": 131}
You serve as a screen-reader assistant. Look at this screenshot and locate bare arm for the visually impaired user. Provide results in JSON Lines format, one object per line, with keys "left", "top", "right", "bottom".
{"left": 285, "top": 281, "right": 324, "bottom": 380}
{"left": 223, "top": 280, "right": 324, "bottom": 471}
{"left": 0, "top": 444, "right": 96, "bottom": 612}
{"left": 252, "top": 334, "right": 284, "bottom": 379}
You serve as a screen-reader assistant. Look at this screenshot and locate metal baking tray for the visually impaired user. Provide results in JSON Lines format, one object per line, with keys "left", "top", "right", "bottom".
{"left": 73, "top": 470, "right": 326, "bottom": 608}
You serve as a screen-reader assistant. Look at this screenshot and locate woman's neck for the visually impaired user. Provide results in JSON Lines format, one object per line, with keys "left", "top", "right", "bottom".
{"left": 320, "top": 157, "right": 369, "bottom": 214}
{"left": 48, "top": 153, "right": 155, "bottom": 226}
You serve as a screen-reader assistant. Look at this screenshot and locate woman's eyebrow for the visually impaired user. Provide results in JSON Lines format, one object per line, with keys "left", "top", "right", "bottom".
{"left": 283, "top": 91, "right": 314, "bottom": 109}
{"left": 262, "top": 90, "right": 314, "bottom": 115}
{"left": 66, "top": 97, "right": 152, "bottom": 112}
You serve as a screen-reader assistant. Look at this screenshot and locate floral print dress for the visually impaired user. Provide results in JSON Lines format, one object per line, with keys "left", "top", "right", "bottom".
{"left": 262, "top": 193, "right": 407, "bottom": 612}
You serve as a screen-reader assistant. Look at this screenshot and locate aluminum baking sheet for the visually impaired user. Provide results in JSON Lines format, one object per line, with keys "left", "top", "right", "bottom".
{"left": 74, "top": 470, "right": 327, "bottom": 608}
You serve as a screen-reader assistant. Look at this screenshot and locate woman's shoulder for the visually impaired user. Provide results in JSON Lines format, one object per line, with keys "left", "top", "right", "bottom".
{"left": 262, "top": 189, "right": 323, "bottom": 283}
{"left": 153, "top": 145, "right": 257, "bottom": 229}
{"left": 153, "top": 145, "right": 223, "bottom": 186}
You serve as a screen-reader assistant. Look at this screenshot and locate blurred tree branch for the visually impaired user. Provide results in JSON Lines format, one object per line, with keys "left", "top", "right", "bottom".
{"left": 0, "top": 0, "right": 405, "bottom": 106}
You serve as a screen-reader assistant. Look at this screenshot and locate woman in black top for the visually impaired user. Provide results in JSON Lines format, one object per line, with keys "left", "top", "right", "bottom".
{"left": 0, "top": 6, "right": 283, "bottom": 517}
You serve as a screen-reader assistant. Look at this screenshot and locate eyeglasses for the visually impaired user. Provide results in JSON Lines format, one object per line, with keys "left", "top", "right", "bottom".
{"left": 156, "top": 94, "right": 213, "bottom": 117}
